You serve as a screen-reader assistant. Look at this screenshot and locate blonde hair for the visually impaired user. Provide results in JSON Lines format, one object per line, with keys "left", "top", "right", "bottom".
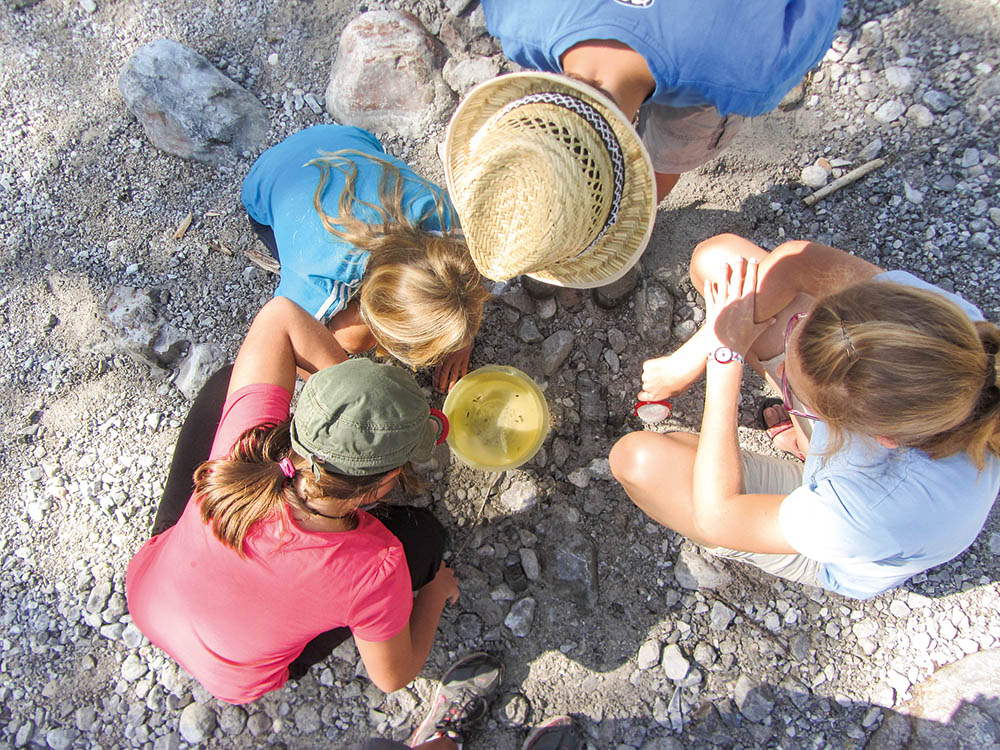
{"left": 796, "top": 281, "right": 1000, "bottom": 468}
{"left": 307, "top": 150, "right": 490, "bottom": 368}
{"left": 193, "top": 419, "right": 424, "bottom": 556}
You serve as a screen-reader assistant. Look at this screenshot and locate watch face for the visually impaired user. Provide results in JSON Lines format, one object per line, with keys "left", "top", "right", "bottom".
{"left": 714, "top": 347, "right": 734, "bottom": 363}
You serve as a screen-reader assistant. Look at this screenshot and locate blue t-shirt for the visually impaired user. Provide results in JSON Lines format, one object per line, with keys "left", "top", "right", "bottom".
{"left": 242, "top": 125, "right": 455, "bottom": 322}
{"left": 779, "top": 271, "right": 1000, "bottom": 599}
{"left": 482, "top": 0, "right": 843, "bottom": 117}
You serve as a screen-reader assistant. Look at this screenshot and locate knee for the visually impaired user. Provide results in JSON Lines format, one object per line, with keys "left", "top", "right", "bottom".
{"left": 610, "top": 432, "right": 659, "bottom": 488}
{"left": 690, "top": 233, "right": 742, "bottom": 285}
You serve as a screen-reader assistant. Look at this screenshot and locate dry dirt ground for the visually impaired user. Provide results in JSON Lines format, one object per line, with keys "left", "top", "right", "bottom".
{"left": 2, "top": 1, "right": 1000, "bottom": 749}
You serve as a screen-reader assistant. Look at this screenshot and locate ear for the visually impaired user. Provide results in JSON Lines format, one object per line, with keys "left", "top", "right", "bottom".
{"left": 875, "top": 435, "right": 900, "bottom": 450}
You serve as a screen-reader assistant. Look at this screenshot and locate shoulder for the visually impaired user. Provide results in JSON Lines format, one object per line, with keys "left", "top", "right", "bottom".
{"left": 872, "top": 270, "right": 986, "bottom": 322}
{"left": 208, "top": 383, "right": 293, "bottom": 461}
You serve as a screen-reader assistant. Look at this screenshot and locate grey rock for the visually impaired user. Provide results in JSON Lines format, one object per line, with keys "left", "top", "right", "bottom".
{"left": 960, "top": 148, "right": 981, "bottom": 168}
{"left": 500, "top": 288, "right": 535, "bottom": 315}
{"left": 858, "top": 137, "right": 884, "bottom": 161}
{"left": 674, "top": 319, "right": 698, "bottom": 342}
{"left": 874, "top": 100, "right": 906, "bottom": 124}
{"left": 540, "top": 331, "right": 574, "bottom": 377}
{"left": 734, "top": 674, "right": 775, "bottom": 723}
{"left": 708, "top": 602, "right": 736, "bottom": 630}
{"left": 674, "top": 546, "right": 731, "bottom": 591}
{"left": 856, "top": 82, "right": 878, "bottom": 101}
{"left": 661, "top": 644, "right": 690, "bottom": 681}
{"left": 247, "top": 712, "right": 272, "bottom": 737}
{"left": 637, "top": 639, "right": 662, "bottom": 670}
{"left": 14, "top": 721, "right": 34, "bottom": 748}
{"left": 504, "top": 597, "right": 536, "bottom": 637}
{"left": 552, "top": 437, "right": 571, "bottom": 468}
{"left": 907, "top": 103, "right": 934, "bottom": 127}
{"left": 519, "top": 548, "right": 540, "bottom": 580}
{"left": 445, "top": 0, "right": 476, "bottom": 15}
{"left": 801, "top": 164, "right": 830, "bottom": 188}
{"left": 119, "top": 40, "right": 268, "bottom": 166}
{"left": 635, "top": 278, "right": 674, "bottom": 349}
{"left": 294, "top": 705, "right": 321, "bottom": 733}
{"left": 218, "top": 704, "right": 247, "bottom": 735}
{"left": 522, "top": 275, "right": 558, "bottom": 299}
{"left": 778, "top": 79, "right": 807, "bottom": 111}
{"left": 518, "top": 317, "right": 543, "bottom": 343}
{"left": 104, "top": 287, "right": 187, "bottom": 369}
{"left": 593, "top": 265, "right": 640, "bottom": 308}
{"left": 922, "top": 89, "right": 956, "bottom": 113}
{"left": 903, "top": 181, "right": 924, "bottom": 204}
{"left": 536, "top": 296, "right": 557, "bottom": 320}
{"left": 153, "top": 733, "right": 181, "bottom": 750}
{"left": 178, "top": 702, "right": 216, "bottom": 744}
{"left": 326, "top": 11, "right": 454, "bottom": 140}
{"left": 121, "top": 653, "right": 148, "bottom": 682}
{"left": 174, "top": 342, "right": 227, "bottom": 401}
{"left": 456, "top": 611, "right": 483, "bottom": 641}
{"left": 122, "top": 622, "right": 146, "bottom": 649}
{"left": 641, "top": 737, "right": 685, "bottom": 750}
{"left": 499, "top": 480, "right": 540, "bottom": 513}
{"left": 603, "top": 348, "right": 620, "bottom": 373}
{"left": 885, "top": 66, "right": 915, "bottom": 92}
{"left": 86, "top": 581, "right": 112, "bottom": 614}
{"left": 75, "top": 706, "right": 98, "bottom": 732}
{"left": 576, "top": 372, "right": 606, "bottom": 422}
{"left": 496, "top": 692, "right": 531, "bottom": 729}
{"left": 443, "top": 55, "right": 500, "bottom": 95}
{"left": 550, "top": 531, "right": 599, "bottom": 609}
{"left": 45, "top": 728, "right": 79, "bottom": 750}
{"left": 860, "top": 20, "right": 884, "bottom": 47}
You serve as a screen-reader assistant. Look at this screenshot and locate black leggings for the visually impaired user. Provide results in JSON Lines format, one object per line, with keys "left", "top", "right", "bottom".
{"left": 152, "top": 365, "right": 447, "bottom": 679}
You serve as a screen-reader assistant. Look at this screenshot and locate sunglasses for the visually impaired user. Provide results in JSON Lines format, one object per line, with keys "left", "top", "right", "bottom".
{"left": 781, "top": 313, "right": 820, "bottom": 422}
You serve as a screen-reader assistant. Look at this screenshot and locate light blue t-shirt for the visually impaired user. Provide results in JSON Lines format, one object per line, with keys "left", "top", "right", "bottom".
{"left": 241, "top": 125, "right": 455, "bottom": 322}
{"left": 482, "top": 0, "right": 843, "bottom": 117}
{"left": 779, "top": 271, "right": 1000, "bottom": 599}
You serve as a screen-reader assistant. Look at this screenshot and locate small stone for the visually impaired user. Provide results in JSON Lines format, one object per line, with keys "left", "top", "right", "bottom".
{"left": 906, "top": 104, "right": 934, "bottom": 127}
{"left": 709, "top": 601, "right": 736, "bottom": 630}
{"left": 567, "top": 468, "right": 590, "bottom": 488}
{"left": 635, "top": 279, "right": 674, "bottom": 349}
{"left": 294, "top": 705, "right": 321, "bottom": 733}
{"left": 442, "top": 56, "right": 501, "bottom": 96}
{"left": 247, "top": 712, "right": 272, "bottom": 737}
{"left": 218, "top": 704, "right": 247, "bottom": 735}
{"left": 874, "top": 100, "right": 906, "bottom": 124}
{"left": 853, "top": 618, "right": 879, "bottom": 639}
{"left": 517, "top": 317, "right": 543, "bottom": 343}
{"left": 860, "top": 20, "right": 884, "bottom": 47}
{"left": 499, "top": 481, "right": 539, "bottom": 513}
{"left": 960, "top": 148, "right": 981, "bottom": 168}
{"left": 174, "top": 343, "right": 227, "bottom": 401}
{"left": 121, "top": 653, "right": 148, "bottom": 682}
{"left": 153, "top": 732, "right": 181, "bottom": 750}
{"left": 674, "top": 546, "right": 730, "bottom": 591}
{"left": 178, "top": 703, "right": 217, "bottom": 744}
{"left": 693, "top": 642, "right": 717, "bottom": 668}
{"left": 540, "top": 331, "right": 573, "bottom": 377}
{"left": 801, "top": 164, "right": 829, "bottom": 188}
{"left": 593, "top": 266, "right": 640, "bottom": 308}
{"left": 496, "top": 692, "right": 531, "bottom": 729}
{"left": 903, "top": 181, "right": 924, "bottom": 204}
{"left": 504, "top": 597, "right": 536, "bottom": 637}
{"left": 519, "top": 548, "right": 540, "bottom": 580}
{"left": 734, "top": 675, "right": 776, "bottom": 723}
{"left": 884, "top": 66, "right": 915, "bottom": 92}
{"left": 889, "top": 600, "right": 911, "bottom": 618}
{"left": 80, "top": 0, "right": 97, "bottom": 12}
{"left": 856, "top": 82, "right": 878, "bottom": 101}
{"left": 45, "top": 728, "right": 80, "bottom": 750}
{"left": 638, "top": 640, "right": 662, "bottom": 670}
{"left": 923, "top": 89, "right": 956, "bottom": 113}
{"left": 858, "top": 137, "right": 884, "bottom": 161}
{"left": 661, "top": 644, "right": 690, "bottom": 681}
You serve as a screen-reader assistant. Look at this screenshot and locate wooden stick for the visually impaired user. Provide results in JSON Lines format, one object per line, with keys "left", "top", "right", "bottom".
{"left": 172, "top": 211, "right": 193, "bottom": 239}
{"left": 803, "top": 158, "right": 885, "bottom": 206}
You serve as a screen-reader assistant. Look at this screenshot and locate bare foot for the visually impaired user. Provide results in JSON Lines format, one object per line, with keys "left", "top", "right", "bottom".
{"left": 763, "top": 404, "right": 804, "bottom": 459}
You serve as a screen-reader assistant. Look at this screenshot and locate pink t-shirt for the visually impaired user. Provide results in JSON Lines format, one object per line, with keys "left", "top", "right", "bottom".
{"left": 125, "top": 384, "right": 413, "bottom": 704}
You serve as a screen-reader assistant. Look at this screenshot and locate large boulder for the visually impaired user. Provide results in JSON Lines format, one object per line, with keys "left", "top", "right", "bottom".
{"left": 326, "top": 11, "right": 455, "bottom": 139}
{"left": 119, "top": 39, "right": 269, "bottom": 167}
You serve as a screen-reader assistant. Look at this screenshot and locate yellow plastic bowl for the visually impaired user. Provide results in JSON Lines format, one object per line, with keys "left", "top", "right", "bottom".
{"left": 443, "top": 365, "right": 550, "bottom": 472}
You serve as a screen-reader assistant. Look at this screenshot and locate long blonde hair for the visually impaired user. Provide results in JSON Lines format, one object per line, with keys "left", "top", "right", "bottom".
{"left": 796, "top": 281, "right": 1000, "bottom": 468}
{"left": 193, "top": 419, "right": 424, "bottom": 556}
{"left": 308, "top": 150, "right": 490, "bottom": 367}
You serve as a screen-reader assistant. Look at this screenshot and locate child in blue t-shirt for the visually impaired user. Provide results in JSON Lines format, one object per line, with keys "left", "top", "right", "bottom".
{"left": 242, "top": 125, "right": 490, "bottom": 390}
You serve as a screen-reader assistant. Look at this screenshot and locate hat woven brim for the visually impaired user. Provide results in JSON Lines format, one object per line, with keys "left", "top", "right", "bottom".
{"left": 444, "top": 72, "right": 656, "bottom": 289}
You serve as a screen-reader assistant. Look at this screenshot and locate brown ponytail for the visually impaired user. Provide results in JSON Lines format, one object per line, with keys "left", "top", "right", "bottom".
{"left": 796, "top": 281, "right": 1000, "bottom": 468}
{"left": 193, "top": 419, "right": 426, "bottom": 555}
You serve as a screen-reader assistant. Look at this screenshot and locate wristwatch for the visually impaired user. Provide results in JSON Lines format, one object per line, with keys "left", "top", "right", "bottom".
{"left": 707, "top": 346, "right": 745, "bottom": 365}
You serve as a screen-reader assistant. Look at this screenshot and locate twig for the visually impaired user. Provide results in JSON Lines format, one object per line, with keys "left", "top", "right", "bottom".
{"left": 451, "top": 471, "right": 504, "bottom": 564}
{"left": 172, "top": 211, "right": 194, "bottom": 239}
{"left": 803, "top": 158, "right": 885, "bottom": 206}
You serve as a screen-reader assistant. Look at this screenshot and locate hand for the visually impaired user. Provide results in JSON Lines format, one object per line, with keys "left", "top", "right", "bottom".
{"left": 638, "top": 352, "right": 702, "bottom": 401}
{"left": 428, "top": 563, "right": 459, "bottom": 605}
{"left": 433, "top": 342, "right": 473, "bottom": 392}
{"left": 704, "top": 258, "right": 775, "bottom": 357}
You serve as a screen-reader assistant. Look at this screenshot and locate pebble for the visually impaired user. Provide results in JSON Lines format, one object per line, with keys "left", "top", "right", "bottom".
{"left": 637, "top": 640, "right": 662, "bottom": 670}
{"left": 907, "top": 104, "right": 934, "bottom": 127}
{"left": 247, "top": 712, "right": 272, "bottom": 737}
{"left": 709, "top": 601, "right": 736, "bottom": 630}
{"left": 884, "top": 66, "right": 915, "bottom": 92}
{"left": 801, "top": 165, "right": 830, "bottom": 188}
{"left": 499, "top": 481, "right": 540, "bottom": 513}
{"left": 504, "top": 597, "right": 536, "bottom": 637}
{"left": 178, "top": 703, "right": 216, "bottom": 744}
{"left": 874, "top": 100, "right": 906, "bottom": 124}
{"left": 661, "top": 644, "right": 690, "bottom": 681}
{"left": 922, "top": 89, "right": 956, "bottom": 112}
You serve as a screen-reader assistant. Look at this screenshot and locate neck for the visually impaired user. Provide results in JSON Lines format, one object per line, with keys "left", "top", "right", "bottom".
{"left": 560, "top": 40, "right": 655, "bottom": 121}
{"left": 289, "top": 499, "right": 359, "bottom": 532}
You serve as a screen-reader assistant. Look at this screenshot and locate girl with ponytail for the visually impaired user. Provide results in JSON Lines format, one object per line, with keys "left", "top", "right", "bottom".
{"left": 241, "top": 125, "right": 491, "bottom": 392}
{"left": 126, "top": 297, "right": 457, "bottom": 703}
{"left": 611, "top": 234, "right": 1000, "bottom": 599}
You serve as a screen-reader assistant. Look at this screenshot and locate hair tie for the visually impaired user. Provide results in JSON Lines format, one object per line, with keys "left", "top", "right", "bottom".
{"left": 278, "top": 457, "right": 296, "bottom": 479}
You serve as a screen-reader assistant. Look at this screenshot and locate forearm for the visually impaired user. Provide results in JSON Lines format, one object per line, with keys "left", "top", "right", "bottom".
{"left": 400, "top": 586, "right": 449, "bottom": 682}
{"left": 691, "top": 361, "right": 744, "bottom": 535}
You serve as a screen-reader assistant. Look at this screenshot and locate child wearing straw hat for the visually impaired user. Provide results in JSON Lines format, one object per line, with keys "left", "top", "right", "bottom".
{"left": 126, "top": 297, "right": 458, "bottom": 703}
{"left": 478, "top": 0, "right": 842, "bottom": 202}
{"left": 242, "top": 124, "right": 490, "bottom": 392}
{"left": 441, "top": 1, "right": 841, "bottom": 290}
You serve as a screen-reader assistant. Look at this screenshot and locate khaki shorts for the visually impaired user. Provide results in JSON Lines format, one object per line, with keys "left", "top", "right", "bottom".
{"left": 637, "top": 102, "right": 746, "bottom": 173}
{"left": 704, "top": 451, "right": 821, "bottom": 587}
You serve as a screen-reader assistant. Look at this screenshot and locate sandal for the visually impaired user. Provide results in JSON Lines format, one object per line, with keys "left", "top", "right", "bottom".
{"left": 758, "top": 398, "right": 805, "bottom": 461}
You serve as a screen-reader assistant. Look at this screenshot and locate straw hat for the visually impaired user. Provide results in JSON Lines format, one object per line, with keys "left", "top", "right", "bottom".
{"left": 444, "top": 72, "right": 656, "bottom": 289}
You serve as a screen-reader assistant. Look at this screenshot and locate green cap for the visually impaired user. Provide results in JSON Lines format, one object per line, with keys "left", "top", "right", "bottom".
{"left": 290, "top": 359, "right": 435, "bottom": 477}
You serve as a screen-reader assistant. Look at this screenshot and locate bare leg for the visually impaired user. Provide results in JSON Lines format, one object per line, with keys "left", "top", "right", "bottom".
{"left": 610, "top": 431, "right": 718, "bottom": 544}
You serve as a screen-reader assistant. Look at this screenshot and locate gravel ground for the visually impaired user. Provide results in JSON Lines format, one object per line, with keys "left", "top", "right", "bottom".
{"left": 2, "top": 1, "right": 999, "bottom": 749}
